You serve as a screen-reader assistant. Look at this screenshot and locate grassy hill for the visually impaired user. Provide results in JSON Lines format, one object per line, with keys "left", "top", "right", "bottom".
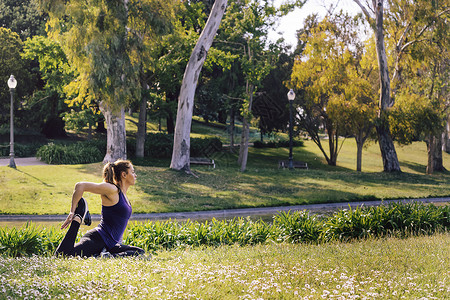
{"left": 1, "top": 114, "right": 449, "bottom": 215}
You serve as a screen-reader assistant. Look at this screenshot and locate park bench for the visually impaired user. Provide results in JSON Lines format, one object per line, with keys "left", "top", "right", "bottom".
{"left": 190, "top": 157, "right": 215, "bottom": 168}
{"left": 278, "top": 160, "right": 308, "bottom": 169}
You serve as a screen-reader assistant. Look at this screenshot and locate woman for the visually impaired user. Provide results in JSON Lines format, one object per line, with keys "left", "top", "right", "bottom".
{"left": 55, "top": 160, "right": 145, "bottom": 258}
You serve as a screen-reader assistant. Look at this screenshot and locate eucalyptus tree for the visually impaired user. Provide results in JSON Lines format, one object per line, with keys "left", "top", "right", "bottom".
{"left": 353, "top": 0, "right": 402, "bottom": 172}
{"left": 384, "top": 0, "right": 449, "bottom": 173}
{"left": 170, "top": 0, "right": 227, "bottom": 172}
{"left": 40, "top": 0, "right": 175, "bottom": 162}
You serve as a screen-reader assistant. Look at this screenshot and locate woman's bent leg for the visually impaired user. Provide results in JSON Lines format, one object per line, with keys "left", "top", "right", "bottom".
{"left": 55, "top": 227, "right": 105, "bottom": 257}
{"left": 73, "top": 229, "right": 106, "bottom": 257}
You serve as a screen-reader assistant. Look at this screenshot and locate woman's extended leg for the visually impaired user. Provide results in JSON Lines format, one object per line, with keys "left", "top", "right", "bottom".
{"left": 108, "top": 243, "right": 145, "bottom": 258}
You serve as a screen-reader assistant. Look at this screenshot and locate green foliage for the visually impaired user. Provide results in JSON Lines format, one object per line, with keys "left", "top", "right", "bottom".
{"left": 0, "top": 223, "right": 64, "bottom": 257}
{"left": 322, "top": 202, "right": 450, "bottom": 242}
{"left": 273, "top": 210, "right": 321, "bottom": 243}
{"left": 1, "top": 203, "right": 448, "bottom": 257}
{"left": 36, "top": 141, "right": 104, "bottom": 164}
{"left": 0, "top": 142, "right": 43, "bottom": 157}
{"left": 253, "top": 139, "right": 304, "bottom": 148}
{"left": 62, "top": 109, "right": 97, "bottom": 132}
{"left": 0, "top": 223, "right": 42, "bottom": 257}
{"left": 127, "top": 134, "right": 223, "bottom": 159}
{"left": 0, "top": 0, "right": 46, "bottom": 40}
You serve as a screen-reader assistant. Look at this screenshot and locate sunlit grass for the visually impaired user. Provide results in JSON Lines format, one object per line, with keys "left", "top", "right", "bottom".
{"left": 1, "top": 140, "right": 449, "bottom": 215}
{"left": 1, "top": 233, "right": 448, "bottom": 299}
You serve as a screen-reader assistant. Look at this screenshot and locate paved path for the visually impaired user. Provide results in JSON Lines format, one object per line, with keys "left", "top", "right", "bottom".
{"left": 0, "top": 157, "right": 47, "bottom": 167}
{"left": 1, "top": 197, "right": 448, "bottom": 222}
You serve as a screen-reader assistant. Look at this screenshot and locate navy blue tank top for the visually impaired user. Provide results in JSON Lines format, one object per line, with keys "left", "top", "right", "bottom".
{"left": 96, "top": 189, "right": 132, "bottom": 250}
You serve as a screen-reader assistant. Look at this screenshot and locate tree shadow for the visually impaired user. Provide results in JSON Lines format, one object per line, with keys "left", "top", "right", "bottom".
{"left": 15, "top": 169, "right": 54, "bottom": 187}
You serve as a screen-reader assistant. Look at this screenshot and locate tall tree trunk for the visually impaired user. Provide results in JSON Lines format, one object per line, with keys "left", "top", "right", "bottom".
{"left": 166, "top": 111, "right": 175, "bottom": 134}
{"left": 373, "top": 0, "right": 401, "bottom": 172}
{"left": 229, "top": 109, "right": 235, "bottom": 152}
{"left": 354, "top": 0, "right": 401, "bottom": 172}
{"left": 239, "top": 85, "right": 254, "bottom": 172}
{"left": 427, "top": 135, "right": 445, "bottom": 174}
{"left": 356, "top": 135, "right": 364, "bottom": 172}
{"left": 136, "top": 82, "right": 148, "bottom": 158}
{"left": 170, "top": 0, "right": 227, "bottom": 171}
{"left": 444, "top": 116, "right": 450, "bottom": 153}
{"left": 99, "top": 101, "right": 127, "bottom": 163}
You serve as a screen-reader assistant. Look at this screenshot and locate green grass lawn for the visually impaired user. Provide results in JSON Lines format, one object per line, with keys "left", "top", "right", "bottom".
{"left": 1, "top": 233, "right": 449, "bottom": 299}
{"left": 1, "top": 137, "right": 449, "bottom": 215}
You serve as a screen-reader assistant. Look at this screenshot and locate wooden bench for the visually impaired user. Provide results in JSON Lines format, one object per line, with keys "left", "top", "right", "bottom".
{"left": 278, "top": 160, "right": 308, "bottom": 169}
{"left": 190, "top": 157, "right": 215, "bottom": 168}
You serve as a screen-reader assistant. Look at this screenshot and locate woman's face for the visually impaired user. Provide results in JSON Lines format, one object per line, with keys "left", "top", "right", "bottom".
{"left": 123, "top": 165, "right": 137, "bottom": 185}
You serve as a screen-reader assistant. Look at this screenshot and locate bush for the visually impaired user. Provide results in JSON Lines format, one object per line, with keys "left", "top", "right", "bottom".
{"left": 0, "top": 143, "right": 44, "bottom": 157}
{"left": 37, "top": 141, "right": 104, "bottom": 164}
{"left": 253, "top": 139, "right": 304, "bottom": 148}
{"left": 133, "top": 134, "right": 223, "bottom": 159}
{"left": 1, "top": 203, "right": 448, "bottom": 257}
{"left": 321, "top": 202, "right": 450, "bottom": 241}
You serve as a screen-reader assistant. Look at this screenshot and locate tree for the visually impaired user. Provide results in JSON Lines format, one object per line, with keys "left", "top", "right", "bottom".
{"left": 353, "top": 0, "right": 402, "bottom": 172}
{"left": 41, "top": 0, "right": 175, "bottom": 162}
{"left": 0, "top": 0, "right": 46, "bottom": 40}
{"left": 21, "top": 35, "right": 74, "bottom": 137}
{"left": 385, "top": 0, "right": 449, "bottom": 173}
{"left": 0, "top": 28, "right": 29, "bottom": 125}
{"left": 170, "top": 0, "right": 227, "bottom": 172}
{"left": 328, "top": 55, "right": 378, "bottom": 171}
{"left": 216, "top": 0, "right": 305, "bottom": 172}
{"left": 291, "top": 13, "right": 365, "bottom": 166}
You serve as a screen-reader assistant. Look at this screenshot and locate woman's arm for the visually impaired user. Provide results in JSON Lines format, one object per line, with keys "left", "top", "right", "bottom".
{"left": 60, "top": 182, "right": 117, "bottom": 229}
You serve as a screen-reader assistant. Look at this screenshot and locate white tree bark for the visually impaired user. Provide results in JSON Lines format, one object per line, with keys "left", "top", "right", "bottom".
{"left": 170, "top": 0, "right": 228, "bottom": 171}
{"left": 100, "top": 101, "right": 127, "bottom": 163}
{"left": 354, "top": 0, "right": 401, "bottom": 172}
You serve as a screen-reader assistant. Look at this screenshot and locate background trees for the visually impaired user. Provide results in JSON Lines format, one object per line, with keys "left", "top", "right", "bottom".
{"left": 290, "top": 13, "right": 367, "bottom": 167}
{"left": 0, "top": 0, "right": 446, "bottom": 173}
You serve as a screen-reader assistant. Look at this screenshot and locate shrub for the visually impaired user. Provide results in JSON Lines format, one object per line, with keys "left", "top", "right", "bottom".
{"left": 273, "top": 210, "right": 322, "bottom": 243}
{"left": 0, "top": 143, "right": 44, "bottom": 157}
{"left": 321, "top": 202, "right": 450, "bottom": 241}
{"left": 1, "top": 203, "right": 448, "bottom": 257}
{"left": 253, "top": 139, "right": 304, "bottom": 148}
{"left": 139, "top": 134, "right": 222, "bottom": 159}
{"left": 37, "top": 141, "right": 104, "bottom": 164}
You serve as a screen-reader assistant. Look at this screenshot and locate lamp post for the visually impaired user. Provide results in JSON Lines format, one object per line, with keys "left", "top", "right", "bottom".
{"left": 287, "top": 89, "right": 295, "bottom": 170}
{"left": 7, "top": 75, "right": 17, "bottom": 169}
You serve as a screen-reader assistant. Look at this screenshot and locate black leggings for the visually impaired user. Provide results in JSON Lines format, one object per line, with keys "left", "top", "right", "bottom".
{"left": 54, "top": 221, "right": 145, "bottom": 258}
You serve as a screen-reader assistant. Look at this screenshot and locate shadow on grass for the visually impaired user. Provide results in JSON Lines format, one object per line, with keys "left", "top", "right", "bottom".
{"left": 15, "top": 168, "right": 54, "bottom": 187}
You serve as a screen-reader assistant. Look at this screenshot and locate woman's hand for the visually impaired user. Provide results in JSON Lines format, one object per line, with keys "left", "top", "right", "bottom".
{"left": 61, "top": 212, "right": 74, "bottom": 230}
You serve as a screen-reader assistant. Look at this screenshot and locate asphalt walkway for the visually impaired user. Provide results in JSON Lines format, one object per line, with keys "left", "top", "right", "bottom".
{"left": 0, "top": 157, "right": 47, "bottom": 167}
{"left": 1, "top": 197, "right": 448, "bottom": 222}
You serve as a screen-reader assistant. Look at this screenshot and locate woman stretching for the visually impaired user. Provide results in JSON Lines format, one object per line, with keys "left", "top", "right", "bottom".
{"left": 55, "top": 160, "right": 145, "bottom": 258}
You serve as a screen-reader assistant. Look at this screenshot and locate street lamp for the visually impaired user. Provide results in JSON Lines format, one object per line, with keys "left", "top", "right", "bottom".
{"left": 7, "top": 75, "right": 17, "bottom": 168}
{"left": 287, "top": 89, "right": 295, "bottom": 170}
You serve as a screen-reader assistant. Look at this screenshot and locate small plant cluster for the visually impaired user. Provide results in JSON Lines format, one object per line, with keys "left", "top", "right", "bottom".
{"left": 253, "top": 139, "right": 304, "bottom": 148}
{"left": 0, "top": 224, "right": 64, "bottom": 257}
{"left": 1, "top": 202, "right": 448, "bottom": 257}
